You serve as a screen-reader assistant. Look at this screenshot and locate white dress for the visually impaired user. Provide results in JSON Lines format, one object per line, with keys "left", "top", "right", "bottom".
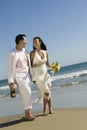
{"left": 33, "top": 50, "right": 51, "bottom": 102}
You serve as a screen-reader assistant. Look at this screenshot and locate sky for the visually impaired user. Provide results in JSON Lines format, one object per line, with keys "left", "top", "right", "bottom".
{"left": 0, "top": 0, "right": 87, "bottom": 80}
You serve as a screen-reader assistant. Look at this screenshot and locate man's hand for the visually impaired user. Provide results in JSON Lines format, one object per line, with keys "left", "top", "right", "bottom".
{"left": 9, "top": 83, "right": 16, "bottom": 98}
{"left": 32, "top": 81, "right": 36, "bottom": 84}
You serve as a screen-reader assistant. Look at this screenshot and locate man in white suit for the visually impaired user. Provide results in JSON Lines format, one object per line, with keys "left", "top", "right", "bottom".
{"left": 8, "top": 34, "right": 35, "bottom": 121}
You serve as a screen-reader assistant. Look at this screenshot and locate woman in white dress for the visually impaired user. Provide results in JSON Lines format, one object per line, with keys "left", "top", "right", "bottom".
{"left": 30, "top": 37, "right": 54, "bottom": 115}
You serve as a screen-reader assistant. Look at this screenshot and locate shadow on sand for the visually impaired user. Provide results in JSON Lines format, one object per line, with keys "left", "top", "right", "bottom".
{"left": 0, "top": 117, "right": 33, "bottom": 128}
{"left": 0, "top": 113, "right": 46, "bottom": 128}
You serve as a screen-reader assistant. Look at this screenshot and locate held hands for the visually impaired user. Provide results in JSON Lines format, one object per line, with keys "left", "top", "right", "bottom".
{"left": 9, "top": 83, "right": 16, "bottom": 98}
{"left": 32, "top": 81, "right": 36, "bottom": 83}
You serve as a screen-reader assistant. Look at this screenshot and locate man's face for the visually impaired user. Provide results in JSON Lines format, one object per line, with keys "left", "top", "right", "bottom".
{"left": 18, "top": 36, "right": 27, "bottom": 49}
{"left": 21, "top": 36, "right": 27, "bottom": 48}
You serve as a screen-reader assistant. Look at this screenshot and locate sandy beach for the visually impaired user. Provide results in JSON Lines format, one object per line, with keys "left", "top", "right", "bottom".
{"left": 0, "top": 108, "right": 87, "bottom": 130}
{"left": 1, "top": 79, "right": 87, "bottom": 130}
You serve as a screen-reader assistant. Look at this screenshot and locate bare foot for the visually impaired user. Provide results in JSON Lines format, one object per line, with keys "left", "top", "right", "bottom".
{"left": 43, "top": 112, "right": 48, "bottom": 116}
{"left": 25, "top": 110, "right": 35, "bottom": 121}
{"left": 25, "top": 115, "right": 35, "bottom": 121}
{"left": 49, "top": 110, "right": 54, "bottom": 114}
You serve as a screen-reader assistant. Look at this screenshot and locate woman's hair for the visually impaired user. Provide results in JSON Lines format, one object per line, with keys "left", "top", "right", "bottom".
{"left": 33, "top": 36, "right": 47, "bottom": 50}
{"left": 15, "top": 34, "right": 26, "bottom": 44}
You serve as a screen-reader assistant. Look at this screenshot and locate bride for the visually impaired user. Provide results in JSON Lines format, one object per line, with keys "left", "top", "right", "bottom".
{"left": 30, "top": 36, "right": 54, "bottom": 115}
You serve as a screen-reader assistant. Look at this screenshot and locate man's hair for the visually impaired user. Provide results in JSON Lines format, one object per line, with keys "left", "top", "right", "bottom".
{"left": 15, "top": 34, "right": 26, "bottom": 44}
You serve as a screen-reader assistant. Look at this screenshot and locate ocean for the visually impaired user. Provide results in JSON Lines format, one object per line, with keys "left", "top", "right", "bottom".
{"left": 1, "top": 61, "right": 87, "bottom": 97}
{"left": 0, "top": 61, "right": 87, "bottom": 117}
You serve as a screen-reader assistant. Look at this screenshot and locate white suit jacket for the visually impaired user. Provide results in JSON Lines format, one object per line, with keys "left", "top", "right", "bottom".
{"left": 8, "top": 48, "right": 35, "bottom": 84}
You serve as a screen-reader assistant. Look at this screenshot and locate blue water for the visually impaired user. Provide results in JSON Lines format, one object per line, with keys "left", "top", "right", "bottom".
{"left": 0, "top": 61, "right": 87, "bottom": 97}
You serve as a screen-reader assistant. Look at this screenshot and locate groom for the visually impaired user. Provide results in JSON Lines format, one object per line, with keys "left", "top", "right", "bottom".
{"left": 8, "top": 34, "right": 35, "bottom": 121}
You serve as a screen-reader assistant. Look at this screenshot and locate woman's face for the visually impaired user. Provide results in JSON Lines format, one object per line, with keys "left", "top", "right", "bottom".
{"left": 33, "top": 38, "right": 41, "bottom": 50}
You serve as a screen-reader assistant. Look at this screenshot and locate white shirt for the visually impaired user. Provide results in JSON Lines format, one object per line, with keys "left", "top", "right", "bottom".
{"left": 8, "top": 48, "right": 35, "bottom": 83}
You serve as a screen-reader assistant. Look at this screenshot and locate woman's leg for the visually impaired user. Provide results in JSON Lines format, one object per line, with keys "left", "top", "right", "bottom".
{"left": 43, "top": 98, "right": 48, "bottom": 115}
{"left": 48, "top": 98, "right": 54, "bottom": 114}
{"left": 43, "top": 92, "right": 49, "bottom": 115}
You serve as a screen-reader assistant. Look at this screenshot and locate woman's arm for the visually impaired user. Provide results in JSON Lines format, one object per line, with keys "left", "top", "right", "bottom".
{"left": 46, "top": 51, "right": 51, "bottom": 68}
{"left": 30, "top": 51, "right": 39, "bottom": 68}
{"left": 30, "top": 51, "right": 34, "bottom": 67}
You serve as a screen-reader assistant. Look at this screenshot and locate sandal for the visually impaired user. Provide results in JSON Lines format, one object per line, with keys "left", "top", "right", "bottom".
{"left": 10, "top": 88, "right": 16, "bottom": 98}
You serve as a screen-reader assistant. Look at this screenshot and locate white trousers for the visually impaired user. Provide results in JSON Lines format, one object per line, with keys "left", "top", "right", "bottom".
{"left": 15, "top": 72, "right": 32, "bottom": 110}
